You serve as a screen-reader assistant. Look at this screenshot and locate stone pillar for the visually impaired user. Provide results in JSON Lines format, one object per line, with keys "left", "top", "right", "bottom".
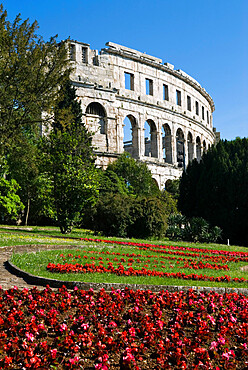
{"left": 139, "top": 114, "right": 145, "bottom": 158}
{"left": 192, "top": 137, "right": 197, "bottom": 159}
{"left": 171, "top": 131, "right": 177, "bottom": 165}
{"left": 157, "top": 121, "right": 163, "bottom": 162}
{"left": 184, "top": 139, "right": 189, "bottom": 166}
{"left": 116, "top": 116, "right": 124, "bottom": 153}
{"left": 132, "top": 124, "right": 139, "bottom": 158}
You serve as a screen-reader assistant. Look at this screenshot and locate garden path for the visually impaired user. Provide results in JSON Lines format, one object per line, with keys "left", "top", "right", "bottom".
{"left": 0, "top": 245, "right": 64, "bottom": 290}
{"left": 0, "top": 246, "right": 37, "bottom": 290}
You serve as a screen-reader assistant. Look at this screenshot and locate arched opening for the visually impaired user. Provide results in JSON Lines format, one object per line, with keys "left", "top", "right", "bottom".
{"left": 152, "top": 178, "right": 159, "bottom": 189}
{"left": 162, "top": 124, "right": 172, "bottom": 164}
{"left": 203, "top": 140, "right": 207, "bottom": 153}
{"left": 144, "top": 119, "right": 158, "bottom": 158}
{"left": 187, "top": 132, "right": 194, "bottom": 163}
{"left": 176, "top": 128, "right": 185, "bottom": 168}
{"left": 86, "top": 102, "right": 106, "bottom": 134}
{"left": 196, "top": 136, "right": 201, "bottom": 162}
{"left": 123, "top": 115, "right": 138, "bottom": 158}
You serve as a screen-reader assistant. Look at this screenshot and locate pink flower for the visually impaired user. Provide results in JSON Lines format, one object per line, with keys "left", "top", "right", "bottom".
{"left": 69, "top": 356, "right": 79, "bottom": 364}
{"left": 218, "top": 337, "right": 225, "bottom": 345}
{"left": 210, "top": 341, "right": 218, "bottom": 350}
{"left": 26, "top": 333, "right": 35, "bottom": 342}
{"left": 60, "top": 323, "right": 68, "bottom": 331}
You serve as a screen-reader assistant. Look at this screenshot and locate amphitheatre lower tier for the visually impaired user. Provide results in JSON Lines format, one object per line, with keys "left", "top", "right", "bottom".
{"left": 69, "top": 40, "right": 219, "bottom": 189}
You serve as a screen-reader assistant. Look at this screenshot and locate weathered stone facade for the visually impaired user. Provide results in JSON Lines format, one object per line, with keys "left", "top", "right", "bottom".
{"left": 70, "top": 41, "right": 218, "bottom": 189}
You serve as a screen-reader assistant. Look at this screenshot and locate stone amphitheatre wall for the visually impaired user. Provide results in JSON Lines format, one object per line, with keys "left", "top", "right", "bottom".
{"left": 69, "top": 41, "right": 218, "bottom": 189}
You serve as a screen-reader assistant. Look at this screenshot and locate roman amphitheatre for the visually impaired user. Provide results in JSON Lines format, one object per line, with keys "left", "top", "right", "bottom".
{"left": 69, "top": 41, "right": 219, "bottom": 189}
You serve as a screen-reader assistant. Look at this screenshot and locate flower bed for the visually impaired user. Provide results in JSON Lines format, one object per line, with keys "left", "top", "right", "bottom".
{"left": 43, "top": 238, "right": 248, "bottom": 285}
{"left": 0, "top": 286, "right": 248, "bottom": 369}
{"left": 11, "top": 238, "right": 248, "bottom": 287}
{"left": 47, "top": 261, "right": 246, "bottom": 283}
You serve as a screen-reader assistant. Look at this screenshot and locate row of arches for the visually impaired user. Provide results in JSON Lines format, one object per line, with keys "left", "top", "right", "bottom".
{"left": 85, "top": 102, "right": 209, "bottom": 167}
{"left": 123, "top": 116, "right": 208, "bottom": 167}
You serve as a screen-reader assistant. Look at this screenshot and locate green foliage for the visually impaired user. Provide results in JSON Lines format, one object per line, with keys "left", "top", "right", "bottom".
{"left": 108, "top": 153, "right": 160, "bottom": 197}
{"left": 89, "top": 193, "right": 132, "bottom": 237}
{"left": 128, "top": 197, "right": 168, "bottom": 238}
{"left": 41, "top": 81, "right": 99, "bottom": 234}
{"left": 0, "top": 177, "right": 24, "bottom": 222}
{"left": 0, "top": 5, "right": 71, "bottom": 150}
{"left": 166, "top": 214, "right": 222, "bottom": 243}
{"left": 165, "top": 179, "right": 180, "bottom": 200}
{"left": 84, "top": 156, "right": 178, "bottom": 238}
{"left": 178, "top": 138, "right": 248, "bottom": 246}
{"left": 98, "top": 169, "right": 129, "bottom": 195}
{"left": 89, "top": 194, "right": 168, "bottom": 239}
{"left": 7, "top": 130, "right": 41, "bottom": 225}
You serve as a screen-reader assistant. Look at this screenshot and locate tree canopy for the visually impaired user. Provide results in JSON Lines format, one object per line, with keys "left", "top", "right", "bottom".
{"left": 0, "top": 5, "right": 71, "bottom": 150}
{"left": 41, "top": 81, "right": 99, "bottom": 233}
{"left": 107, "top": 152, "right": 160, "bottom": 197}
{"left": 178, "top": 138, "right": 248, "bottom": 246}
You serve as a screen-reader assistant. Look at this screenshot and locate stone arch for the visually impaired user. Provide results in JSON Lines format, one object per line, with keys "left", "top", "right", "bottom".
{"left": 196, "top": 136, "right": 201, "bottom": 162}
{"left": 144, "top": 119, "right": 158, "bottom": 158}
{"left": 152, "top": 177, "right": 159, "bottom": 189}
{"left": 162, "top": 123, "right": 172, "bottom": 164}
{"left": 123, "top": 114, "right": 138, "bottom": 158}
{"left": 187, "top": 131, "right": 194, "bottom": 162}
{"left": 176, "top": 128, "right": 185, "bottom": 168}
{"left": 86, "top": 102, "right": 106, "bottom": 134}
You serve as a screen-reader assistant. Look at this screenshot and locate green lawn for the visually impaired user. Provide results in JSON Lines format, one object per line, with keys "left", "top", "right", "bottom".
{"left": 4, "top": 225, "right": 248, "bottom": 289}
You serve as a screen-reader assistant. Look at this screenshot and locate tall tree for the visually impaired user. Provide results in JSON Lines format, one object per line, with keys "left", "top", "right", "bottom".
{"left": 107, "top": 152, "right": 160, "bottom": 197}
{"left": 178, "top": 138, "right": 248, "bottom": 246}
{"left": 7, "top": 128, "right": 42, "bottom": 225}
{"left": 0, "top": 5, "right": 71, "bottom": 151}
{"left": 41, "top": 81, "right": 99, "bottom": 233}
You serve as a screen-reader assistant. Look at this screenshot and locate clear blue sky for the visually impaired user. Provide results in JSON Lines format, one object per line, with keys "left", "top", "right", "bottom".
{"left": 2, "top": 0, "right": 248, "bottom": 140}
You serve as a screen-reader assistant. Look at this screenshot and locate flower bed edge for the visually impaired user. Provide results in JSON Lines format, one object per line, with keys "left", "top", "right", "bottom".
{"left": 6, "top": 259, "right": 248, "bottom": 295}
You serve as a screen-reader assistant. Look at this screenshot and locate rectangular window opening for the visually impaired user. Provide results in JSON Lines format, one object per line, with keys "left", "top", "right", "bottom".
{"left": 176, "top": 90, "right": 181, "bottom": 106}
{"left": 163, "top": 84, "right": 169, "bottom": 101}
{"left": 202, "top": 106, "right": 205, "bottom": 120}
{"left": 207, "top": 111, "right": 209, "bottom": 124}
{"left": 196, "top": 101, "right": 199, "bottom": 115}
{"left": 70, "top": 44, "right": 76, "bottom": 61}
{"left": 146, "top": 78, "right": 153, "bottom": 96}
{"left": 187, "top": 96, "right": 191, "bottom": 111}
{"left": 82, "top": 47, "right": 88, "bottom": 63}
{"left": 125, "top": 72, "right": 134, "bottom": 90}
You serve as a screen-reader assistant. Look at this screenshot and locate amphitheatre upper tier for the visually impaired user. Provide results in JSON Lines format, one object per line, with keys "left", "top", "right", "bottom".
{"left": 69, "top": 41, "right": 219, "bottom": 189}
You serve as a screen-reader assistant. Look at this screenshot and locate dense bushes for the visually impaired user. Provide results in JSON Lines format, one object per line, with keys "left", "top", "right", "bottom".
{"left": 166, "top": 213, "right": 222, "bottom": 243}
{"left": 88, "top": 194, "right": 168, "bottom": 238}
{"left": 82, "top": 154, "right": 177, "bottom": 238}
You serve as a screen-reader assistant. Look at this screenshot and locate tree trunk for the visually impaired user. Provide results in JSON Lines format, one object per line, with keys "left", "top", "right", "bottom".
{"left": 25, "top": 198, "right": 30, "bottom": 226}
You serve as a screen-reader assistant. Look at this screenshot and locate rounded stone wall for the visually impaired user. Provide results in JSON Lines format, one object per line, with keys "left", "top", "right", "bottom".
{"left": 69, "top": 41, "right": 218, "bottom": 189}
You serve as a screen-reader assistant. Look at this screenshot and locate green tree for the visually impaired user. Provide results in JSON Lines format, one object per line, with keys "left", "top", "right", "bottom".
{"left": 107, "top": 152, "right": 160, "bottom": 197}
{"left": 0, "top": 5, "right": 71, "bottom": 151}
{"left": 41, "top": 81, "right": 99, "bottom": 233}
{"left": 98, "top": 168, "right": 129, "bottom": 195}
{"left": 178, "top": 138, "right": 248, "bottom": 246}
{"left": 7, "top": 129, "right": 41, "bottom": 225}
{"left": 0, "top": 177, "right": 24, "bottom": 222}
